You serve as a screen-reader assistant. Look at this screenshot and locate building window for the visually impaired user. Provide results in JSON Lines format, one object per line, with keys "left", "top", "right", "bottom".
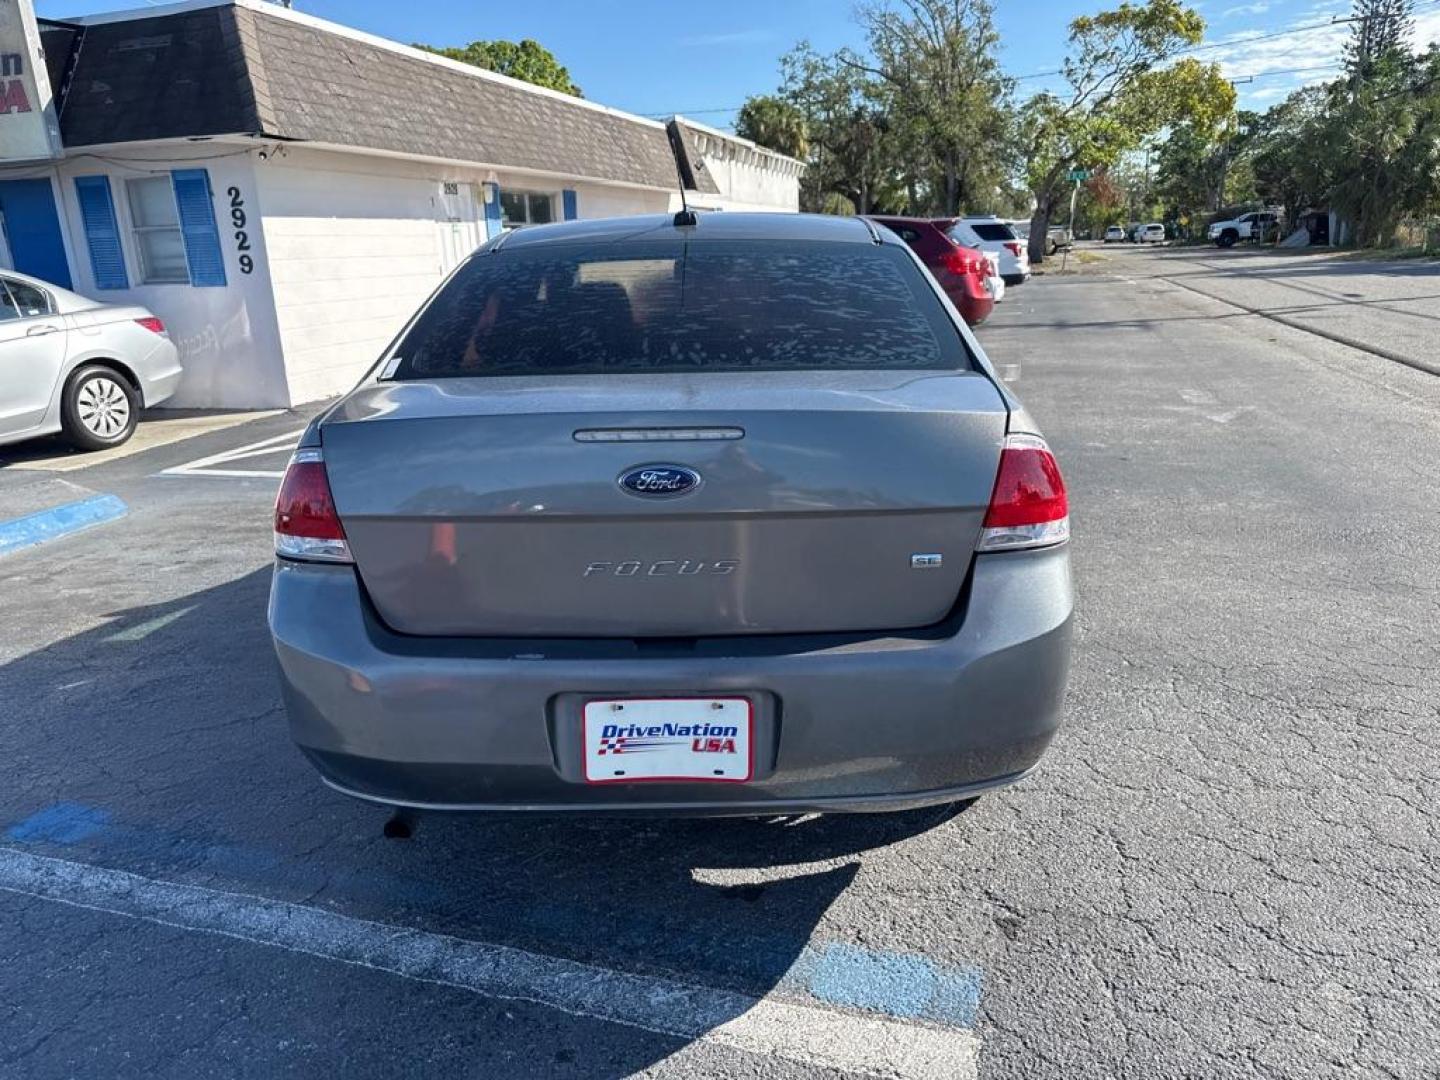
{"left": 126, "top": 175, "right": 189, "bottom": 283}
{"left": 499, "top": 190, "right": 554, "bottom": 228}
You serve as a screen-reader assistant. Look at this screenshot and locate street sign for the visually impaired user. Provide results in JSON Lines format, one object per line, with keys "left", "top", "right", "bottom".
{"left": 1068, "top": 168, "right": 1092, "bottom": 182}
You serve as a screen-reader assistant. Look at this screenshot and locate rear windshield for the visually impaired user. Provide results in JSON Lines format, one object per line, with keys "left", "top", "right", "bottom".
{"left": 965, "top": 221, "right": 1017, "bottom": 242}
{"left": 389, "top": 239, "right": 969, "bottom": 379}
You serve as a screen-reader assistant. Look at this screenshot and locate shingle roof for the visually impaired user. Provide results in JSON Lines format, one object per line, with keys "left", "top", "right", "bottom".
{"left": 48, "top": 0, "right": 682, "bottom": 191}
{"left": 51, "top": 7, "right": 259, "bottom": 147}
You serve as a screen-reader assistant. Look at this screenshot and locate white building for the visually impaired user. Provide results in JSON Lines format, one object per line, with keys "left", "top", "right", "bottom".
{"left": 0, "top": 0, "right": 803, "bottom": 408}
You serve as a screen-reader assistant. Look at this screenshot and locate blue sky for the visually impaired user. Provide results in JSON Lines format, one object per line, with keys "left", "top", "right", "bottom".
{"left": 35, "top": 0, "right": 1440, "bottom": 122}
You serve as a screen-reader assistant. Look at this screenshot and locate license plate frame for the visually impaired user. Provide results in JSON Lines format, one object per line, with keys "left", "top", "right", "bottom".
{"left": 582, "top": 697, "right": 754, "bottom": 784}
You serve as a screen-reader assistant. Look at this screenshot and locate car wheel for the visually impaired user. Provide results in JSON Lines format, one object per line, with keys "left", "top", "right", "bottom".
{"left": 1217, "top": 231, "right": 1237, "bottom": 248}
{"left": 61, "top": 365, "right": 139, "bottom": 451}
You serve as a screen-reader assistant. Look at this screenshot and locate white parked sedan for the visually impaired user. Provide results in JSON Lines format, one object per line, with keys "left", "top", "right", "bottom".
{"left": 0, "top": 270, "right": 182, "bottom": 450}
{"left": 1138, "top": 223, "right": 1167, "bottom": 244}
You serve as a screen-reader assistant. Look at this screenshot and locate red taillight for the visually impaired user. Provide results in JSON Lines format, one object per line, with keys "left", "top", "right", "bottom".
{"left": 979, "top": 434, "right": 1069, "bottom": 551}
{"left": 1003, "top": 241, "right": 1022, "bottom": 258}
{"left": 274, "top": 449, "right": 352, "bottom": 562}
{"left": 941, "top": 247, "right": 980, "bottom": 277}
{"left": 135, "top": 316, "right": 167, "bottom": 336}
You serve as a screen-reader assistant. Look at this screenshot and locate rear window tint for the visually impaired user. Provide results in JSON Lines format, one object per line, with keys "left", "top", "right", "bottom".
{"left": 965, "top": 222, "right": 1017, "bottom": 242}
{"left": 389, "top": 239, "right": 969, "bottom": 379}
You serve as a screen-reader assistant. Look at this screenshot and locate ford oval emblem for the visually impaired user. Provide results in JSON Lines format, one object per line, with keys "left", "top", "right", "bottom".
{"left": 619, "top": 464, "right": 702, "bottom": 498}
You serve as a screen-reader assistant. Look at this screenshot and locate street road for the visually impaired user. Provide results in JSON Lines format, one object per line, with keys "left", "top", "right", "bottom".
{"left": 1093, "top": 241, "right": 1440, "bottom": 374}
{"left": 1, "top": 251, "right": 1437, "bottom": 1078}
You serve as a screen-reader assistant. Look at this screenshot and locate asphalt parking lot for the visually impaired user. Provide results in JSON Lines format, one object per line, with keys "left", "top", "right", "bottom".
{"left": 2, "top": 252, "right": 1438, "bottom": 1079}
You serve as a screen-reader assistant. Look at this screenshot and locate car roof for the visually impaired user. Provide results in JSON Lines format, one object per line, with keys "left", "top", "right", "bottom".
{"left": 0, "top": 268, "right": 93, "bottom": 310}
{"left": 495, "top": 212, "right": 898, "bottom": 251}
{"left": 866, "top": 214, "right": 959, "bottom": 230}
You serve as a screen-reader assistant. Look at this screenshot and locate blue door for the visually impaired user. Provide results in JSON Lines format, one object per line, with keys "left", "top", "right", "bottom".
{"left": 0, "top": 179, "right": 73, "bottom": 290}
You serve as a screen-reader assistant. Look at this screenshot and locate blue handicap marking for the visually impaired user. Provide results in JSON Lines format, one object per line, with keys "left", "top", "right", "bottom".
{"left": 790, "top": 941, "right": 983, "bottom": 1027}
{"left": 8, "top": 802, "right": 111, "bottom": 844}
{"left": 0, "top": 495, "right": 128, "bottom": 558}
{"left": 7, "top": 801, "right": 985, "bottom": 1030}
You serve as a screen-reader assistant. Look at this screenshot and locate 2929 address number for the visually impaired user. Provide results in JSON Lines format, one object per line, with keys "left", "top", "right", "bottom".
{"left": 227, "top": 186, "right": 254, "bottom": 274}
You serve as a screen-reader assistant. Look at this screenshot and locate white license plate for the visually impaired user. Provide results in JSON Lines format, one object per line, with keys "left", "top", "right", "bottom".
{"left": 583, "top": 698, "right": 753, "bottom": 783}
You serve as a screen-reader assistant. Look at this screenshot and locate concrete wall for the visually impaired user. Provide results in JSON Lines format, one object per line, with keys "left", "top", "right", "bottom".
{"left": 2, "top": 139, "right": 682, "bottom": 410}
{"left": 675, "top": 121, "right": 802, "bottom": 213}
{"left": 0, "top": 145, "right": 290, "bottom": 408}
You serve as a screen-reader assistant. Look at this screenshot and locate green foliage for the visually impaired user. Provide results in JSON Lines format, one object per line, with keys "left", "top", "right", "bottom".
{"left": 764, "top": 1, "right": 1013, "bottom": 216}
{"left": 735, "top": 96, "right": 810, "bottom": 159}
{"left": 778, "top": 42, "right": 897, "bottom": 214}
{"left": 1158, "top": 0, "right": 1440, "bottom": 249}
{"left": 415, "top": 38, "right": 582, "bottom": 96}
{"left": 852, "top": 0, "right": 1015, "bottom": 215}
{"left": 1017, "top": 0, "right": 1234, "bottom": 259}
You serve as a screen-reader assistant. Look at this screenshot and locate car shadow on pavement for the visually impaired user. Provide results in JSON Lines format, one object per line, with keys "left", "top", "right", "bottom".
{"left": 1, "top": 566, "right": 972, "bottom": 1075}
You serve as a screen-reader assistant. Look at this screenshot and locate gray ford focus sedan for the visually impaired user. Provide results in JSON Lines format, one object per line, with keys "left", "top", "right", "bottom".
{"left": 268, "top": 212, "right": 1073, "bottom": 815}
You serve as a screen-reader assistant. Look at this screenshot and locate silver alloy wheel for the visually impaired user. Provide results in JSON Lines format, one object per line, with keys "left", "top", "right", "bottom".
{"left": 76, "top": 375, "right": 131, "bottom": 440}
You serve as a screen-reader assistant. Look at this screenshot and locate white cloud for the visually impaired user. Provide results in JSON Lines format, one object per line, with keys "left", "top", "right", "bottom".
{"left": 1211, "top": 7, "right": 1440, "bottom": 107}
{"left": 1222, "top": 2, "right": 1271, "bottom": 18}
{"left": 678, "top": 29, "right": 772, "bottom": 47}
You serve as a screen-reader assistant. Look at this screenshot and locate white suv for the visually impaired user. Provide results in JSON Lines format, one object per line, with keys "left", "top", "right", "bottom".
{"left": 950, "top": 216, "right": 1030, "bottom": 285}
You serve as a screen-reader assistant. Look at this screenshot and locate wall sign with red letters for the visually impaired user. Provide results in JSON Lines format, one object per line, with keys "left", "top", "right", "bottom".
{"left": 0, "top": 0, "right": 62, "bottom": 163}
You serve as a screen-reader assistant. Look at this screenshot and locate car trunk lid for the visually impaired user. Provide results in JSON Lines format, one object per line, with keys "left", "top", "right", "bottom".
{"left": 321, "top": 371, "right": 1008, "bottom": 637}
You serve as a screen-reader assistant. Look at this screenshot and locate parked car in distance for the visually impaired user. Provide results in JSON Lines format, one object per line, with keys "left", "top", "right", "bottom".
{"left": 1138, "top": 223, "right": 1166, "bottom": 244}
{"left": 1045, "top": 225, "right": 1073, "bottom": 254}
{"left": 0, "top": 270, "right": 182, "bottom": 451}
{"left": 952, "top": 216, "right": 1030, "bottom": 285}
{"left": 870, "top": 216, "right": 995, "bottom": 326}
{"left": 269, "top": 212, "right": 1073, "bottom": 818}
{"left": 1103, "top": 225, "right": 1126, "bottom": 243}
{"left": 1208, "top": 210, "right": 1280, "bottom": 247}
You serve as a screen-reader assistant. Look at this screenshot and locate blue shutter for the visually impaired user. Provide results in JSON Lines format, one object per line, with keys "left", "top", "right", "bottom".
{"left": 73, "top": 176, "right": 128, "bottom": 290}
{"left": 484, "top": 183, "right": 503, "bottom": 240}
{"left": 562, "top": 189, "right": 578, "bottom": 220}
{"left": 170, "top": 169, "right": 227, "bottom": 287}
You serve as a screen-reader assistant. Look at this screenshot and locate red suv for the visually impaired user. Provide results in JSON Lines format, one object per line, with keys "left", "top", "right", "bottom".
{"left": 868, "top": 216, "right": 994, "bottom": 326}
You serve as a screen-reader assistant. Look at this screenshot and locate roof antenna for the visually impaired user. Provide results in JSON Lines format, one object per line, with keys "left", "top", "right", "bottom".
{"left": 672, "top": 172, "right": 697, "bottom": 227}
{"left": 667, "top": 121, "right": 698, "bottom": 227}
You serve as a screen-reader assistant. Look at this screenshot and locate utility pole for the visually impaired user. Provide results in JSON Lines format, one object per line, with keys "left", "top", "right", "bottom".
{"left": 1216, "top": 76, "right": 1252, "bottom": 212}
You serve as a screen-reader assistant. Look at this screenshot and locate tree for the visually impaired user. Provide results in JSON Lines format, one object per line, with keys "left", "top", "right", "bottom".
{"left": 735, "top": 95, "right": 809, "bottom": 158}
{"left": 777, "top": 43, "right": 899, "bottom": 214}
{"left": 846, "top": 0, "right": 1014, "bottom": 215}
{"left": 1017, "top": 0, "right": 1235, "bottom": 262}
{"left": 1344, "top": 0, "right": 1414, "bottom": 78}
{"left": 1236, "top": 2, "right": 1440, "bottom": 248}
{"left": 1154, "top": 112, "right": 1257, "bottom": 221}
{"left": 416, "top": 39, "right": 582, "bottom": 96}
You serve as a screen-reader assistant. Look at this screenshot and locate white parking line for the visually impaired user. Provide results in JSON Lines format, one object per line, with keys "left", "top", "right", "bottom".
{"left": 0, "top": 847, "right": 979, "bottom": 1079}
{"left": 157, "top": 430, "right": 303, "bottom": 480}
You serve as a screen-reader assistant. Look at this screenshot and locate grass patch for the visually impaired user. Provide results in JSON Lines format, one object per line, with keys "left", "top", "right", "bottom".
{"left": 1033, "top": 249, "right": 1108, "bottom": 275}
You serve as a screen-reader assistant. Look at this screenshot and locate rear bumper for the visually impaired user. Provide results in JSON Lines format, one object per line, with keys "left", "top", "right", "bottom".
{"left": 269, "top": 546, "right": 1073, "bottom": 814}
{"left": 947, "top": 287, "right": 995, "bottom": 326}
{"left": 139, "top": 340, "right": 183, "bottom": 407}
